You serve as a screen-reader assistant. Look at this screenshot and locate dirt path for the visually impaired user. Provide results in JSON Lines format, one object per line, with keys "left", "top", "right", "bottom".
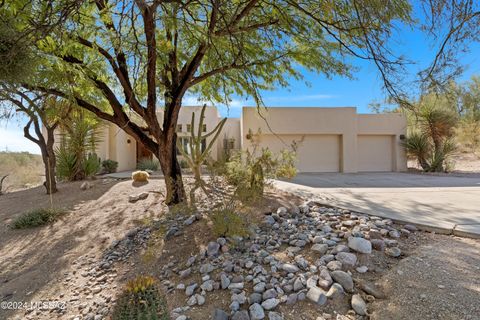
{"left": 2, "top": 179, "right": 479, "bottom": 320}
{"left": 370, "top": 233, "right": 480, "bottom": 319}
{"left": 0, "top": 179, "right": 168, "bottom": 320}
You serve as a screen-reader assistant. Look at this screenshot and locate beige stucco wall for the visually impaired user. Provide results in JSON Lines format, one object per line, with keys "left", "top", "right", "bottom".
{"left": 241, "top": 107, "right": 407, "bottom": 173}
{"left": 104, "top": 106, "right": 232, "bottom": 170}
{"left": 156, "top": 106, "right": 222, "bottom": 161}
{"left": 93, "top": 106, "right": 406, "bottom": 173}
{"left": 217, "top": 118, "right": 241, "bottom": 158}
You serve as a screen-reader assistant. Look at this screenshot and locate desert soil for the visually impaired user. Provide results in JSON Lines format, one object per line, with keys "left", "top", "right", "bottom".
{"left": 0, "top": 178, "right": 479, "bottom": 320}
{"left": 408, "top": 152, "right": 480, "bottom": 176}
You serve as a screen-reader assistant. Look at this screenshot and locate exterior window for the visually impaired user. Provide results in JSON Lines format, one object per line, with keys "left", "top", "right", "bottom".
{"left": 177, "top": 137, "right": 190, "bottom": 154}
{"left": 176, "top": 124, "right": 182, "bottom": 132}
{"left": 176, "top": 137, "right": 205, "bottom": 154}
{"left": 186, "top": 124, "right": 192, "bottom": 132}
{"left": 202, "top": 124, "right": 207, "bottom": 132}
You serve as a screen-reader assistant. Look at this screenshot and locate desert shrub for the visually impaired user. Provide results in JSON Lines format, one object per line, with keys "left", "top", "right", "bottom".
{"left": 211, "top": 207, "right": 248, "bottom": 238}
{"left": 224, "top": 147, "right": 297, "bottom": 202}
{"left": 83, "top": 153, "right": 101, "bottom": 177}
{"left": 456, "top": 116, "right": 480, "bottom": 153}
{"left": 102, "top": 159, "right": 118, "bottom": 173}
{"left": 12, "top": 208, "right": 65, "bottom": 229}
{"left": 112, "top": 275, "right": 169, "bottom": 320}
{"left": 179, "top": 159, "right": 189, "bottom": 169}
{"left": 137, "top": 158, "right": 159, "bottom": 171}
{"left": 405, "top": 101, "right": 458, "bottom": 172}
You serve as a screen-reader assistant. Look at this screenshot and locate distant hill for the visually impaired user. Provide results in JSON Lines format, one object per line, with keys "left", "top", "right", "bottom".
{"left": 0, "top": 151, "right": 43, "bottom": 193}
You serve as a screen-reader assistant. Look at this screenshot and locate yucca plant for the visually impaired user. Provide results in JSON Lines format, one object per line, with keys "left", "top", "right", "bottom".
{"left": 83, "top": 153, "right": 101, "bottom": 177}
{"left": 56, "top": 110, "right": 102, "bottom": 180}
{"left": 405, "top": 96, "right": 458, "bottom": 172}
{"left": 55, "top": 144, "right": 78, "bottom": 181}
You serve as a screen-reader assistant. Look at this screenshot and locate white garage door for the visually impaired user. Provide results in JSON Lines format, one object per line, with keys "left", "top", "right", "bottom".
{"left": 357, "top": 135, "right": 393, "bottom": 172}
{"left": 258, "top": 134, "right": 340, "bottom": 172}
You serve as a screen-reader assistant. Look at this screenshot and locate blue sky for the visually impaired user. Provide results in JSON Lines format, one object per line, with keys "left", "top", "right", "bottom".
{"left": 2, "top": 13, "right": 480, "bottom": 154}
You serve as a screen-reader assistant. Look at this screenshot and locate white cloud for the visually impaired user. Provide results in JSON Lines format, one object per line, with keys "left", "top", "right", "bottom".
{"left": 0, "top": 126, "right": 40, "bottom": 154}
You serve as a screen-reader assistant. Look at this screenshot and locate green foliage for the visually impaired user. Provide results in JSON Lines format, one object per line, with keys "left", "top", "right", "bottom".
{"left": 102, "top": 159, "right": 118, "bottom": 173}
{"left": 224, "top": 141, "right": 297, "bottom": 202}
{"left": 12, "top": 208, "right": 65, "bottom": 229}
{"left": 137, "top": 158, "right": 159, "bottom": 171}
{"left": 83, "top": 153, "right": 101, "bottom": 177}
{"left": 179, "top": 159, "right": 189, "bottom": 169}
{"left": 112, "top": 276, "right": 169, "bottom": 320}
{"left": 55, "top": 144, "right": 77, "bottom": 181}
{"left": 0, "top": 19, "right": 34, "bottom": 83}
{"left": 404, "top": 94, "right": 458, "bottom": 172}
{"left": 56, "top": 109, "right": 101, "bottom": 181}
{"left": 211, "top": 207, "right": 249, "bottom": 238}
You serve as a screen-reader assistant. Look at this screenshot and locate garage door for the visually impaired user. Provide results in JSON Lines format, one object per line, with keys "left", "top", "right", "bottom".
{"left": 258, "top": 134, "right": 340, "bottom": 172}
{"left": 357, "top": 135, "right": 393, "bottom": 172}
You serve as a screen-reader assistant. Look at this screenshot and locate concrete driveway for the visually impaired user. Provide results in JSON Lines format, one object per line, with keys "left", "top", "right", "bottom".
{"left": 274, "top": 172, "right": 480, "bottom": 238}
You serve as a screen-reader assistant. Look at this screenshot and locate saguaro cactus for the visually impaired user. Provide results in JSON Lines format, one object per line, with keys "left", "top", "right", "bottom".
{"left": 177, "top": 104, "right": 226, "bottom": 203}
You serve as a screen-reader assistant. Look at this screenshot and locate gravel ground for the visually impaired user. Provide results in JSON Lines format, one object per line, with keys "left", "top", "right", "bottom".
{"left": 370, "top": 233, "right": 480, "bottom": 320}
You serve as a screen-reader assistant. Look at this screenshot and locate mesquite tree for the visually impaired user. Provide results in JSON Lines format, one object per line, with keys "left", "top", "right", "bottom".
{"left": 3, "top": 0, "right": 479, "bottom": 204}
{"left": 0, "top": 90, "right": 71, "bottom": 194}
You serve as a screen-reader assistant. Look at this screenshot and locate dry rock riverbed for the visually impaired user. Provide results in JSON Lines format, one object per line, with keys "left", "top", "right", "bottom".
{"left": 7, "top": 191, "right": 478, "bottom": 320}
{"left": 158, "top": 203, "right": 416, "bottom": 320}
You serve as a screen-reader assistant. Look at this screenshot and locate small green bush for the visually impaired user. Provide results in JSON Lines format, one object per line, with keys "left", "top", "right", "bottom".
{"left": 137, "top": 158, "right": 160, "bottom": 171}
{"left": 179, "top": 159, "right": 189, "bottom": 169}
{"left": 102, "top": 159, "right": 118, "bottom": 173}
{"left": 211, "top": 207, "right": 248, "bottom": 238}
{"left": 112, "top": 275, "right": 169, "bottom": 320}
{"left": 223, "top": 147, "right": 297, "bottom": 202}
{"left": 84, "top": 153, "right": 101, "bottom": 177}
{"left": 12, "top": 208, "right": 65, "bottom": 229}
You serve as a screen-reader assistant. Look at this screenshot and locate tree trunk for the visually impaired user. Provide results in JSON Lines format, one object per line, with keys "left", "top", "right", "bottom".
{"left": 44, "top": 140, "right": 58, "bottom": 194}
{"left": 158, "top": 132, "right": 186, "bottom": 205}
{"left": 24, "top": 119, "right": 58, "bottom": 194}
{"left": 38, "top": 131, "right": 58, "bottom": 194}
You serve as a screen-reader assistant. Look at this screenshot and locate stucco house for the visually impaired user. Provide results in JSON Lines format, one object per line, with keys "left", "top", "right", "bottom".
{"left": 93, "top": 106, "right": 407, "bottom": 173}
